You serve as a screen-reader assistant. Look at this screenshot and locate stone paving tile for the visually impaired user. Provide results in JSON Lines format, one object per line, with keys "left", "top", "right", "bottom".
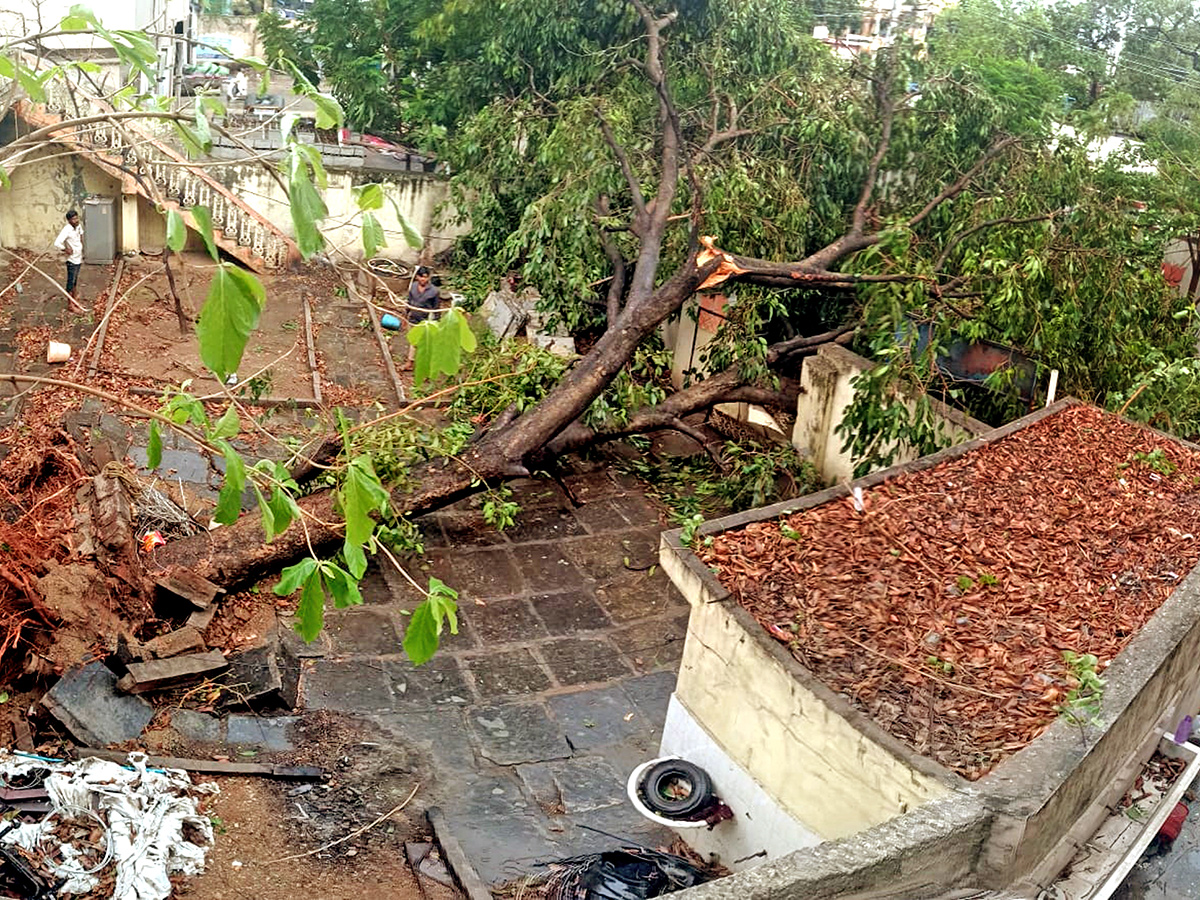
{"left": 547, "top": 685, "right": 646, "bottom": 754}
{"left": 606, "top": 493, "right": 664, "bottom": 527}
{"left": 303, "top": 659, "right": 392, "bottom": 711}
{"left": 572, "top": 497, "right": 637, "bottom": 534}
{"left": 461, "top": 597, "right": 547, "bottom": 644}
{"left": 502, "top": 505, "right": 587, "bottom": 543}
{"left": 170, "top": 708, "right": 224, "bottom": 743}
{"left": 539, "top": 636, "right": 633, "bottom": 686}
{"left": 446, "top": 547, "right": 525, "bottom": 600}
{"left": 434, "top": 775, "right": 567, "bottom": 885}
{"left": 470, "top": 701, "right": 571, "bottom": 766}
{"left": 594, "top": 571, "right": 689, "bottom": 623}
{"left": 463, "top": 648, "right": 553, "bottom": 697}
{"left": 355, "top": 566, "right": 394, "bottom": 605}
{"left": 438, "top": 512, "right": 509, "bottom": 547}
{"left": 506, "top": 479, "right": 569, "bottom": 510}
{"left": 619, "top": 671, "right": 678, "bottom": 724}
{"left": 371, "top": 709, "right": 478, "bottom": 777}
{"left": 548, "top": 757, "right": 626, "bottom": 813}
{"left": 561, "top": 471, "right": 625, "bottom": 502}
{"left": 226, "top": 715, "right": 296, "bottom": 751}
{"left": 515, "top": 762, "right": 560, "bottom": 810}
{"left": 508, "top": 543, "right": 586, "bottom": 593}
{"left": 530, "top": 590, "right": 612, "bottom": 634}
{"left": 324, "top": 608, "right": 402, "bottom": 656}
{"left": 617, "top": 614, "right": 690, "bottom": 673}
{"left": 413, "top": 514, "right": 448, "bottom": 548}
{"left": 382, "top": 655, "right": 473, "bottom": 708}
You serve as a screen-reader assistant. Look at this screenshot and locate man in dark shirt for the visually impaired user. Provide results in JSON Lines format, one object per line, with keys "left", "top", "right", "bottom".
{"left": 405, "top": 266, "right": 440, "bottom": 369}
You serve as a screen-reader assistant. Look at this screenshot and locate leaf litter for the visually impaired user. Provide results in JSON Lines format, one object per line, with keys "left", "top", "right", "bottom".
{"left": 699, "top": 405, "right": 1200, "bottom": 779}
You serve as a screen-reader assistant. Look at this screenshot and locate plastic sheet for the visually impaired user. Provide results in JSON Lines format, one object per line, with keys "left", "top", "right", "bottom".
{"left": 0, "top": 750, "right": 218, "bottom": 899}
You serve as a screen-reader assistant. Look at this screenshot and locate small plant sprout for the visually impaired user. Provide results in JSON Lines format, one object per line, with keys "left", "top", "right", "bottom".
{"left": 779, "top": 522, "right": 802, "bottom": 541}
{"left": 978, "top": 571, "right": 999, "bottom": 587}
{"left": 1058, "top": 650, "right": 1106, "bottom": 730}
{"left": 680, "top": 514, "right": 705, "bottom": 548}
{"left": 955, "top": 575, "right": 975, "bottom": 592}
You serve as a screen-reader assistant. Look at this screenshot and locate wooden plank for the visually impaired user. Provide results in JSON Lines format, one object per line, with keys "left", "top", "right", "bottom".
{"left": 79, "top": 748, "right": 326, "bottom": 781}
{"left": 85, "top": 256, "right": 124, "bottom": 378}
{"left": 342, "top": 270, "right": 406, "bottom": 406}
{"left": 127, "top": 387, "right": 322, "bottom": 409}
{"left": 117, "top": 650, "right": 229, "bottom": 693}
{"left": 302, "top": 289, "right": 323, "bottom": 404}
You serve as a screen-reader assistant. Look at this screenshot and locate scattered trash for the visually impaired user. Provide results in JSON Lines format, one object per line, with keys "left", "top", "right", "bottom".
{"left": 538, "top": 846, "right": 709, "bottom": 900}
{"left": 631, "top": 759, "right": 732, "bottom": 830}
{"left": 140, "top": 531, "right": 166, "bottom": 553}
{"left": 46, "top": 342, "right": 71, "bottom": 364}
{"left": 82, "top": 749, "right": 326, "bottom": 782}
{"left": 0, "top": 750, "right": 217, "bottom": 900}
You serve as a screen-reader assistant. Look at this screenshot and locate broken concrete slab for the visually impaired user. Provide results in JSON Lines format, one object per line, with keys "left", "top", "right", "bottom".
{"left": 156, "top": 568, "right": 223, "bottom": 610}
{"left": 186, "top": 605, "right": 217, "bottom": 632}
{"left": 117, "top": 650, "right": 229, "bottom": 694}
{"left": 142, "top": 626, "right": 206, "bottom": 659}
{"left": 220, "top": 641, "right": 300, "bottom": 709}
{"left": 477, "top": 288, "right": 533, "bottom": 341}
{"left": 170, "top": 708, "right": 224, "bottom": 743}
{"left": 42, "top": 662, "right": 154, "bottom": 746}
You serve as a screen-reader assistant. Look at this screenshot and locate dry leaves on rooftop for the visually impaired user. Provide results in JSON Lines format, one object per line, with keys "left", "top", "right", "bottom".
{"left": 699, "top": 405, "right": 1200, "bottom": 779}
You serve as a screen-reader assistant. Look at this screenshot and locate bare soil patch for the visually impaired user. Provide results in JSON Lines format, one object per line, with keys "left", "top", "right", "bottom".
{"left": 701, "top": 405, "right": 1200, "bottom": 779}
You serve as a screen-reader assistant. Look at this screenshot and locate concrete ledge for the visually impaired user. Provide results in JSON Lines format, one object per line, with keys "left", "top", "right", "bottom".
{"left": 673, "top": 794, "right": 992, "bottom": 900}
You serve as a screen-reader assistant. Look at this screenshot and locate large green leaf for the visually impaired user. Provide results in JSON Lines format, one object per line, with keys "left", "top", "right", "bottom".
{"left": 165, "top": 210, "right": 186, "bottom": 252}
{"left": 354, "top": 184, "right": 384, "bottom": 211}
{"left": 288, "top": 156, "right": 328, "bottom": 260}
{"left": 386, "top": 196, "right": 424, "bottom": 249}
{"left": 403, "top": 578, "right": 459, "bottom": 666}
{"left": 310, "top": 93, "right": 344, "bottom": 130}
{"left": 265, "top": 486, "right": 300, "bottom": 540}
{"left": 214, "top": 441, "right": 246, "bottom": 525}
{"left": 196, "top": 264, "right": 264, "bottom": 379}
{"left": 274, "top": 557, "right": 318, "bottom": 596}
{"left": 190, "top": 206, "right": 219, "bottom": 261}
{"left": 323, "top": 563, "right": 364, "bottom": 609}
{"left": 252, "top": 484, "right": 275, "bottom": 541}
{"left": 146, "top": 420, "right": 162, "bottom": 470}
{"left": 295, "top": 566, "right": 326, "bottom": 642}
{"left": 339, "top": 454, "right": 389, "bottom": 578}
{"left": 209, "top": 405, "right": 240, "bottom": 440}
{"left": 362, "top": 211, "right": 385, "bottom": 260}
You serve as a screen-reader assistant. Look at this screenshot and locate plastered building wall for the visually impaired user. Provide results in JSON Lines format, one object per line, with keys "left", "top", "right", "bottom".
{"left": 219, "top": 165, "right": 467, "bottom": 263}
{"left": 665, "top": 554, "right": 952, "bottom": 841}
{"left": 0, "top": 145, "right": 121, "bottom": 257}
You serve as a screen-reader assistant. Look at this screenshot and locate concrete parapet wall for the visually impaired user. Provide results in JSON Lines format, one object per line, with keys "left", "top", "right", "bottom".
{"left": 674, "top": 793, "right": 991, "bottom": 900}
{"left": 661, "top": 538, "right": 959, "bottom": 842}
{"left": 794, "top": 343, "right": 989, "bottom": 485}
{"left": 660, "top": 399, "right": 1200, "bottom": 897}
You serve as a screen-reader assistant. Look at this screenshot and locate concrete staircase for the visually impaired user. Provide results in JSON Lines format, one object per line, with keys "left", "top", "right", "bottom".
{"left": 13, "top": 82, "right": 298, "bottom": 273}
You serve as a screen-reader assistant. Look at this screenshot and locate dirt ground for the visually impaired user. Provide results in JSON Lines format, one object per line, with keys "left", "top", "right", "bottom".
{"left": 178, "top": 777, "right": 455, "bottom": 900}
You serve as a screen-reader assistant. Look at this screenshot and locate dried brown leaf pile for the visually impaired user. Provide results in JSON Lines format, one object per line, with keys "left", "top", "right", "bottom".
{"left": 699, "top": 405, "right": 1200, "bottom": 779}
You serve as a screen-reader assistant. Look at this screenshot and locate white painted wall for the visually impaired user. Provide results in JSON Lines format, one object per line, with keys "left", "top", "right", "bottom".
{"left": 658, "top": 695, "right": 823, "bottom": 869}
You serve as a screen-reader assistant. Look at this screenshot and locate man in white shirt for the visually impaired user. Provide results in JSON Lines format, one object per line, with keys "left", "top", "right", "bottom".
{"left": 53, "top": 210, "right": 86, "bottom": 313}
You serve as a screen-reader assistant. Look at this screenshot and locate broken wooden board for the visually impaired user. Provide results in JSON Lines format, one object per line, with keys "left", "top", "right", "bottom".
{"left": 117, "top": 650, "right": 228, "bottom": 694}
{"left": 156, "top": 568, "right": 224, "bottom": 610}
{"left": 79, "top": 749, "right": 326, "bottom": 781}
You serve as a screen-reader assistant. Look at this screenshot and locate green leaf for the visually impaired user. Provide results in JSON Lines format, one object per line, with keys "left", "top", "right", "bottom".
{"left": 450, "top": 308, "right": 476, "bottom": 354}
{"left": 15, "top": 62, "right": 45, "bottom": 103}
{"left": 288, "top": 155, "right": 328, "bottom": 260}
{"left": 293, "top": 143, "right": 328, "bottom": 189}
{"left": 60, "top": 11, "right": 93, "bottom": 31}
{"left": 253, "top": 484, "right": 276, "bottom": 541}
{"left": 214, "top": 442, "right": 246, "bottom": 525}
{"left": 196, "top": 264, "right": 264, "bottom": 379}
{"left": 147, "top": 420, "right": 162, "bottom": 470}
{"left": 362, "top": 211, "right": 385, "bottom": 260}
{"left": 190, "top": 206, "right": 219, "bottom": 261}
{"left": 165, "top": 209, "right": 186, "bottom": 252}
{"left": 0, "top": 57, "right": 13, "bottom": 80}
{"left": 275, "top": 557, "right": 318, "bottom": 596}
{"left": 323, "top": 563, "right": 364, "bottom": 609}
{"left": 339, "top": 454, "right": 389, "bottom": 577}
{"left": 210, "top": 405, "right": 240, "bottom": 440}
{"left": 265, "top": 487, "right": 299, "bottom": 540}
{"left": 403, "top": 577, "right": 459, "bottom": 666}
{"left": 386, "top": 196, "right": 424, "bottom": 249}
{"left": 173, "top": 122, "right": 207, "bottom": 160}
{"left": 310, "top": 93, "right": 343, "bottom": 130}
{"left": 281, "top": 113, "right": 300, "bottom": 142}
{"left": 192, "top": 106, "right": 214, "bottom": 153}
{"left": 354, "top": 184, "right": 384, "bottom": 211}
{"left": 295, "top": 566, "right": 326, "bottom": 642}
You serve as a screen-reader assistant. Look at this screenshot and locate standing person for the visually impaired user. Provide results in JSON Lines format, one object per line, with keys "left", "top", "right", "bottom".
{"left": 405, "top": 266, "right": 440, "bottom": 370}
{"left": 53, "top": 210, "right": 86, "bottom": 313}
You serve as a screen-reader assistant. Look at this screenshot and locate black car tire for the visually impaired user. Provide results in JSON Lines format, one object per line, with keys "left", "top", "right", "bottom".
{"left": 640, "top": 759, "right": 713, "bottom": 818}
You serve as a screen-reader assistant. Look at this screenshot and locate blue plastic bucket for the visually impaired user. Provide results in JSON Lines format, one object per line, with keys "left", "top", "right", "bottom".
{"left": 380, "top": 313, "right": 402, "bottom": 330}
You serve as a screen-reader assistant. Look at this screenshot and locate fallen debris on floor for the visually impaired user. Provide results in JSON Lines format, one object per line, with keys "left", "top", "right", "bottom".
{"left": 116, "top": 650, "right": 229, "bottom": 694}
{"left": 80, "top": 749, "right": 326, "bottom": 781}
{"left": 534, "top": 846, "right": 710, "bottom": 899}
{"left": 41, "top": 663, "right": 154, "bottom": 746}
{"left": 0, "top": 749, "right": 217, "bottom": 900}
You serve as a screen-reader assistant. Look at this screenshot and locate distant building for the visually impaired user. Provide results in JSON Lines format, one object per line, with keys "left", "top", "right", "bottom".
{"left": 813, "top": 0, "right": 951, "bottom": 58}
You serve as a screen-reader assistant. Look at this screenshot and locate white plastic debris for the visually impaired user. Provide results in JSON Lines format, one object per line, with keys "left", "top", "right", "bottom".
{"left": 0, "top": 750, "right": 218, "bottom": 900}
{"left": 851, "top": 486, "right": 865, "bottom": 513}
